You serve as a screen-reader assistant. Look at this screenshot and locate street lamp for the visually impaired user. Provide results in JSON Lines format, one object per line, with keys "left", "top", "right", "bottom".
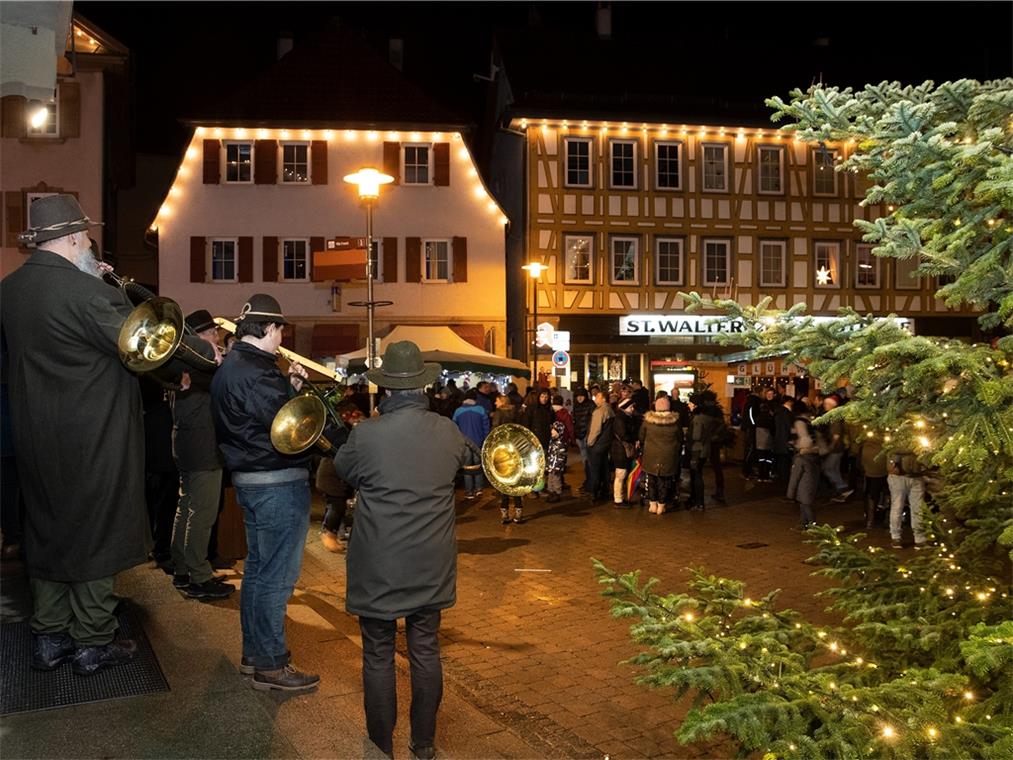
{"left": 521, "top": 260, "right": 548, "bottom": 387}
{"left": 343, "top": 167, "right": 394, "bottom": 411}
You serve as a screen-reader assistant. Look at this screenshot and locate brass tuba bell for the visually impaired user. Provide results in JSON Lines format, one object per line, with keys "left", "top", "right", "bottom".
{"left": 117, "top": 297, "right": 185, "bottom": 372}
{"left": 270, "top": 392, "right": 339, "bottom": 455}
{"left": 481, "top": 423, "right": 545, "bottom": 496}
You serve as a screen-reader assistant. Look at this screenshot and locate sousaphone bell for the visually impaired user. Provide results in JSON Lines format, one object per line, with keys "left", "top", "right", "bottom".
{"left": 271, "top": 391, "right": 341, "bottom": 455}
{"left": 481, "top": 423, "right": 545, "bottom": 496}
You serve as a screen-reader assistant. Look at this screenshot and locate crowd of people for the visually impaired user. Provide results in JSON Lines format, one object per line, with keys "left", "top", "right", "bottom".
{"left": 0, "top": 194, "right": 933, "bottom": 759}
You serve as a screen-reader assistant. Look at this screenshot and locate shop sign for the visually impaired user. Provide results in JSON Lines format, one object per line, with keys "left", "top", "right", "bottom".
{"left": 620, "top": 314, "right": 746, "bottom": 336}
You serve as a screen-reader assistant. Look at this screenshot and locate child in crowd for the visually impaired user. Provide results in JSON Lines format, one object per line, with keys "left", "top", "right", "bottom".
{"left": 545, "top": 421, "right": 568, "bottom": 503}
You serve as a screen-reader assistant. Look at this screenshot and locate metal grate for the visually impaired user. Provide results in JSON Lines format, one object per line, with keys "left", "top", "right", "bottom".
{"left": 0, "top": 603, "right": 169, "bottom": 715}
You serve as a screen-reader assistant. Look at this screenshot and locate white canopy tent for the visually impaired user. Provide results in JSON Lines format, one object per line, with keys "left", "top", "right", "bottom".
{"left": 339, "top": 325, "right": 530, "bottom": 379}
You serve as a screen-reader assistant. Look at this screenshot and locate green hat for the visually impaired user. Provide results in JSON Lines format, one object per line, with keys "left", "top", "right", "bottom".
{"left": 366, "top": 340, "right": 441, "bottom": 389}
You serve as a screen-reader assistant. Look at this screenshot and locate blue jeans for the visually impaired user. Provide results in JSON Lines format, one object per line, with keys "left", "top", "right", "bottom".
{"left": 463, "top": 471, "right": 485, "bottom": 493}
{"left": 234, "top": 478, "right": 310, "bottom": 670}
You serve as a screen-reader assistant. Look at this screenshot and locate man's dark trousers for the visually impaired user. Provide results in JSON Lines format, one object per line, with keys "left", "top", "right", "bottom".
{"left": 30, "top": 576, "right": 117, "bottom": 645}
{"left": 359, "top": 609, "right": 443, "bottom": 755}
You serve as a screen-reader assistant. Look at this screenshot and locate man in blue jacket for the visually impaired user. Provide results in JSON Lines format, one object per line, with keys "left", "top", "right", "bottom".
{"left": 453, "top": 388, "right": 490, "bottom": 498}
{"left": 211, "top": 294, "right": 345, "bottom": 692}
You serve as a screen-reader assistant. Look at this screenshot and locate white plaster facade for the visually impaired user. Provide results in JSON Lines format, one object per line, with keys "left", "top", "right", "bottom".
{"left": 155, "top": 127, "right": 509, "bottom": 357}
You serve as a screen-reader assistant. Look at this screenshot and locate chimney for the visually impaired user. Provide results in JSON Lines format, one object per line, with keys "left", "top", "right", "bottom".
{"left": 389, "top": 38, "right": 404, "bottom": 70}
{"left": 277, "top": 32, "right": 294, "bottom": 60}
{"left": 596, "top": 2, "right": 611, "bottom": 40}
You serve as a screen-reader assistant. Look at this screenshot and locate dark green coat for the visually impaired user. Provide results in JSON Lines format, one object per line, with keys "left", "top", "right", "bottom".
{"left": 638, "top": 411, "right": 683, "bottom": 476}
{"left": 0, "top": 250, "right": 150, "bottom": 582}
{"left": 334, "top": 392, "right": 474, "bottom": 620}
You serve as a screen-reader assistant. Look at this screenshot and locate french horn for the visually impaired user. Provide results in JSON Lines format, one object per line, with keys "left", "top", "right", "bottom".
{"left": 481, "top": 423, "right": 545, "bottom": 496}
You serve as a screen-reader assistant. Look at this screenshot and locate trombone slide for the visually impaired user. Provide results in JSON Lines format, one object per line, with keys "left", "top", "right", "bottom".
{"left": 213, "top": 317, "right": 342, "bottom": 380}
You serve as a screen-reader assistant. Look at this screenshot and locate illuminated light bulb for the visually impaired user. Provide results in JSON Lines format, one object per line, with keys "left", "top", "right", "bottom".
{"left": 213, "top": 128, "right": 223, "bottom": 137}
{"left": 281, "top": 130, "right": 290, "bottom": 139}
{"left": 158, "top": 204, "right": 171, "bottom": 218}
{"left": 169, "top": 186, "right": 180, "bottom": 197}
{"left": 195, "top": 126, "right": 205, "bottom": 136}
{"left": 541, "top": 124, "right": 549, "bottom": 134}
{"left": 367, "top": 130, "right": 378, "bottom": 141}
{"left": 344, "top": 130, "right": 355, "bottom": 140}
{"left": 742, "top": 598, "right": 753, "bottom": 607}
{"left": 926, "top": 727, "right": 938, "bottom": 739}
{"left": 855, "top": 657, "right": 863, "bottom": 665}
{"left": 411, "top": 132, "right": 421, "bottom": 141}
{"left": 324, "top": 130, "right": 333, "bottom": 139}
{"left": 28, "top": 106, "right": 48, "bottom": 129}
{"left": 499, "top": 216, "right": 508, "bottom": 225}
{"left": 148, "top": 224, "right": 158, "bottom": 232}
{"left": 452, "top": 132, "right": 462, "bottom": 141}
{"left": 186, "top": 147, "right": 197, "bottom": 160}
{"left": 828, "top": 681, "right": 836, "bottom": 690}
{"left": 458, "top": 147, "right": 470, "bottom": 160}
{"left": 719, "top": 127, "right": 726, "bottom": 135}
{"left": 963, "top": 691, "right": 974, "bottom": 701}
{"left": 486, "top": 201, "right": 497, "bottom": 213}
{"left": 433, "top": 132, "right": 443, "bottom": 140}
{"left": 235, "top": 128, "right": 247, "bottom": 138}
{"left": 178, "top": 166, "right": 190, "bottom": 178}
{"left": 683, "top": 612, "right": 694, "bottom": 622}
{"left": 917, "top": 436, "right": 930, "bottom": 448}
{"left": 738, "top": 641, "right": 747, "bottom": 650}
{"left": 829, "top": 642, "right": 839, "bottom": 652}
{"left": 257, "top": 129, "right": 269, "bottom": 139}
{"left": 914, "top": 419, "right": 925, "bottom": 428}
{"left": 301, "top": 130, "right": 311, "bottom": 139}
{"left": 473, "top": 186, "right": 486, "bottom": 199}
{"left": 520, "top": 119, "right": 528, "bottom": 128}
{"left": 881, "top": 726, "right": 895, "bottom": 739}
{"left": 817, "top": 631, "right": 827, "bottom": 638}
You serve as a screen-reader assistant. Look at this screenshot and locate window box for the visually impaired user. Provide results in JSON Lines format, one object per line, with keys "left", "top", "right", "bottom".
{"left": 563, "top": 234, "right": 594, "bottom": 284}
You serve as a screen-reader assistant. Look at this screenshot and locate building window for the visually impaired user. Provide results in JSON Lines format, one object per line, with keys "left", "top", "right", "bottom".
{"left": 281, "top": 143, "right": 309, "bottom": 183}
{"left": 758, "top": 240, "right": 787, "bottom": 287}
{"left": 281, "top": 239, "right": 309, "bottom": 281}
{"left": 610, "top": 236, "right": 639, "bottom": 284}
{"left": 27, "top": 95, "right": 58, "bottom": 137}
{"left": 701, "top": 144, "right": 728, "bottom": 191}
{"left": 895, "top": 254, "right": 920, "bottom": 290}
{"left": 814, "top": 241, "right": 841, "bottom": 288}
{"left": 563, "top": 234, "right": 594, "bottom": 284}
{"left": 564, "top": 138, "right": 592, "bottom": 188}
{"left": 655, "top": 237, "right": 684, "bottom": 285}
{"left": 813, "top": 147, "right": 838, "bottom": 196}
{"left": 211, "top": 239, "right": 238, "bottom": 281}
{"left": 224, "top": 142, "right": 253, "bottom": 183}
{"left": 757, "top": 146, "right": 784, "bottom": 194}
{"left": 655, "top": 142, "right": 682, "bottom": 190}
{"left": 369, "top": 239, "right": 383, "bottom": 282}
{"left": 855, "top": 244, "right": 879, "bottom": 288}
{"left": 423, "top": 239, "right": 450, "bottom": 281}
{"left": 702, "top": 238, "right": 731, "bottom": 286}
{"left": 403, "top": 144, "right": 431, "bottom": 185}
{"left": 610, "top": 140, "right": 636, "bottom": 189}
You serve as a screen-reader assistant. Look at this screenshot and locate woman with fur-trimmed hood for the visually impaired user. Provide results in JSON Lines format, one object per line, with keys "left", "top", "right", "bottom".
{"left": 637, "top": 395, "right": 683, "bottom": 514}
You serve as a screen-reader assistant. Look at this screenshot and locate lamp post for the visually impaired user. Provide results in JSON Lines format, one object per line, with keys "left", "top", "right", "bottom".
{"left": 521, "top": 260, "right": 547, "bottom": 387}
{"left": 343, "top": 167, "right": 394, "bottom": 411}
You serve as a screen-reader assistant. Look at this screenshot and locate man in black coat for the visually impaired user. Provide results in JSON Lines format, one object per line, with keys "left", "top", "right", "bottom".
{"left": 1, "top": 196, "right": 148, "bottom": 676}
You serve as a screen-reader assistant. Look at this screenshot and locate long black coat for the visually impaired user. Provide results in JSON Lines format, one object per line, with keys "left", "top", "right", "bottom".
{"left": 0, "top": 250, "right": 150, "bottom": 581}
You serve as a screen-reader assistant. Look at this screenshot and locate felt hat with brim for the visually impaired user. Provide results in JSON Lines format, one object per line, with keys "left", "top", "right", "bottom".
{"left": 185, "top": 309, "right": 216, "bottom": 333}
{"left": 236, "top": 293, "right": 289, "bottom": 324}
{"left": 365, "top": 340, "right": 441, "bottom": 389}
{"left": 18, "top": 194, "right": 103, "bottom": 246}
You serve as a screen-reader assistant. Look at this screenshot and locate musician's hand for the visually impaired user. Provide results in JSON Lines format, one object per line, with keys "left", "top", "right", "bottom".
{"left": 97, "top": 261, "right": 114, "bottom": 276}
{"left": 212, "top": 342, "right": 224, "bottom": 366}
{"left": 289, "top": 361, "right": 308, "bottom": 392}
{"left": 180, "top": 372, "right": 191, "bottom": 391}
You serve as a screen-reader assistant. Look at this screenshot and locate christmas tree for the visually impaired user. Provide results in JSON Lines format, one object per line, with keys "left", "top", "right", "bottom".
{"left": 595, "top": 79, "right": 1013, "bottom": 758}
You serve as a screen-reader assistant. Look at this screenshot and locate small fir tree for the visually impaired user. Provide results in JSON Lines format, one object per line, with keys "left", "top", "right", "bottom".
{"left": 596, "top": 79, "right": 1013, "bottom": 758}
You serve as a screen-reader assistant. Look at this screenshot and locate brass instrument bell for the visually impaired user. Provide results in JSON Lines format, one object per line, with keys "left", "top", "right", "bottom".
{"left": 270, "top": 392, "right": 335, "bottom": 455}
{"left": 117, "top": 297, "right": 184, "bottom": 372}
{"left": 481, "top": 423, "right": 545, "bottom": 496}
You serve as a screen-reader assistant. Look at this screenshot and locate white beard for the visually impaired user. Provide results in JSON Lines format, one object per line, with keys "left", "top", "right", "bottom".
{"left": 74, "top": 247, "right": 103, "bottom": 278}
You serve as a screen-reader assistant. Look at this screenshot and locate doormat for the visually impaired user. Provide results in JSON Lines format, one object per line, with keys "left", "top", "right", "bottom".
{"left": 0, "top": 602, "right": 169, "bottom": 715}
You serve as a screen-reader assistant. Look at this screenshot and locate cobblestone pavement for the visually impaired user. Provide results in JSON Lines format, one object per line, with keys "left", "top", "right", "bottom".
{"left": 296, "top": 461, "right": 879, "bottom": 759}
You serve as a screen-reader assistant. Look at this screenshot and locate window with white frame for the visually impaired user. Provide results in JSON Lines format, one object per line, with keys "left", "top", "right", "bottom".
{"left": 757, "top": 145, "right": 784, "bottom": 194}
{"left": 423, "top": 239, "right": 450, "bottom": 281}
{"left": 281, "top": 143, "right": 309, "bottom": 183}
{"left": 211, "top": 239, "right": 238, "bottom": 281}
{"left": 813, "top": 147, "right": 838, "bottom": 195}
{"left": 564, "top": 138, "right": 592, "bottom": 187}
{"left": 758, "top": 240, "right": 787, "bottom": 287}
{"left": 369, "top": 239, "right": 383, "bottom": 282}
{"left": 610, "top": 236, "right": 639, "bottom": 284}
{"left": 563, "top": 234, "right": 593, "bottom": 284}
{"left": 702, "top": 144, "right": 728, "bottom": 191}
{"left": 654, "top": 237, "right": 683, "bottom": 285}
{"left": 610, "top": 140, "right": 636, "bottom": 189}
{"left": 655, "top": 142, "right": 681, "bottom": 190}
{"left": 403, "top": 144, "right": 431, "bottom": 185}
{"left": 855, "top": 244, "right": 879, "bottom": 288}
{"left": 27, "top": 95, "right": 58, "bottom": 137}
{"left": 224, "top": 142, "right": 253, "bottom": 183}
{"left": 814, "top": 241, "right": 841, "bottom": 288}
{"left": 281, "top": 239, "right": 309, "bottom": 281}
{"left": 702, "top": 238, "right": 731, "bottom": 285}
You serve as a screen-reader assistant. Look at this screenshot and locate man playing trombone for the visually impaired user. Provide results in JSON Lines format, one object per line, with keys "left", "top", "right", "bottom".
{"left": 210, "top": 293, "right": 345, "bottom": 692}
{"left": 1, "top": 195, "right": 149, "bottom": 676}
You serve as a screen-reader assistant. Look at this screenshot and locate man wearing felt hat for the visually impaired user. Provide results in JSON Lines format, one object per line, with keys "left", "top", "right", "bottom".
{"left": 335, "top": 340, "right": 479, "bottom": 760}
{"left": 211, "top": 293, "right": 347, "bottom": 693}
{"left": 1, "top": 194, "right": 149, "bottom": 676}
{"left": 168, "top": 308, "right": 232, "bottom": 601}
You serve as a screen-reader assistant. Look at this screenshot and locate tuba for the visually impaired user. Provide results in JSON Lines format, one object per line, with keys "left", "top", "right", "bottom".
{"left": 481, "top": 424, "right": 545, "bottom": 496}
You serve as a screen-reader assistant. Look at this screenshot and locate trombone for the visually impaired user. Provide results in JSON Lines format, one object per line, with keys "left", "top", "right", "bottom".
{"left": 213, "top": 317, "right": 347, "bottom": 455}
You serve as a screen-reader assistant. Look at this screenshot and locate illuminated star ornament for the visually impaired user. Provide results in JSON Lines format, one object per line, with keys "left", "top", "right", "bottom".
{"left": 816, "top": 266, "right": 832, "bottom": 285}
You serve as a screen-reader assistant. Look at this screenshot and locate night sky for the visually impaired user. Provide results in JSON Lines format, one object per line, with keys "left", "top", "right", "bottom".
{"left": 77, "top": 1, "right": 1013, "bottom": 157}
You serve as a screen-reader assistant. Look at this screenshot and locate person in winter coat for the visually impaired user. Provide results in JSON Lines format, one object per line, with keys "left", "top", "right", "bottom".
{"left": 858, "top": 430, "right": 888, "bottom": 529}
{"left": 638, "top": 395, "right": 683, "bottom": 514}
{"left": 551, "top": 394, "right": 574, "bottom": 446}
{"left": 571, "top": 387, "right": 595, "bottom": 480}
{"left": 1, "top": 195, "right": 152, "bottom": 676}
{"left": 740, "top": 390, "right": 762, "bottom": 478}
{"left": 786, "top": 400, "right": 820, "bottom": 529}
{"left": 491, "top": 394, "right": 524, "bottom": 523}
{"left": 523, "top": 389, "right": 554, "bottom": 451}
{"left": 815, "top": 395, "right": 854, "bottom": 501}
{"left": 453, "top": 389, "right": 491, "bottom": 498}
{"left": 583, "top": 389, "right": 615, "bottom": 502}
{"left": 545, "top": 421, "right": 568, "bottom": 503}
{"left": 611, "top": 397, "right": 639, "bottom": 506}
{"left": 772, "top": 396, "right": 796, "bottom": 484}
{"left": 752, "top": 388, "right": 777, "bottom": 481}
{"left": 687, "top": 391, "right": 722, "bottom": 511}
{"left": 169, "top": 309, "right": 231, "bottom": 600}
{"left": 334, "top": 341, "right": 476, "bottom": 759}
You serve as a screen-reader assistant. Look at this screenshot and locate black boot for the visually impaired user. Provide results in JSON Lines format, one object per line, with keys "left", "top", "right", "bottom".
{"left": 72, "top": 639, "right": 138, "bottom": 676}
{"left": 31, "top": 631, "right": 76, "bottom": 671}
